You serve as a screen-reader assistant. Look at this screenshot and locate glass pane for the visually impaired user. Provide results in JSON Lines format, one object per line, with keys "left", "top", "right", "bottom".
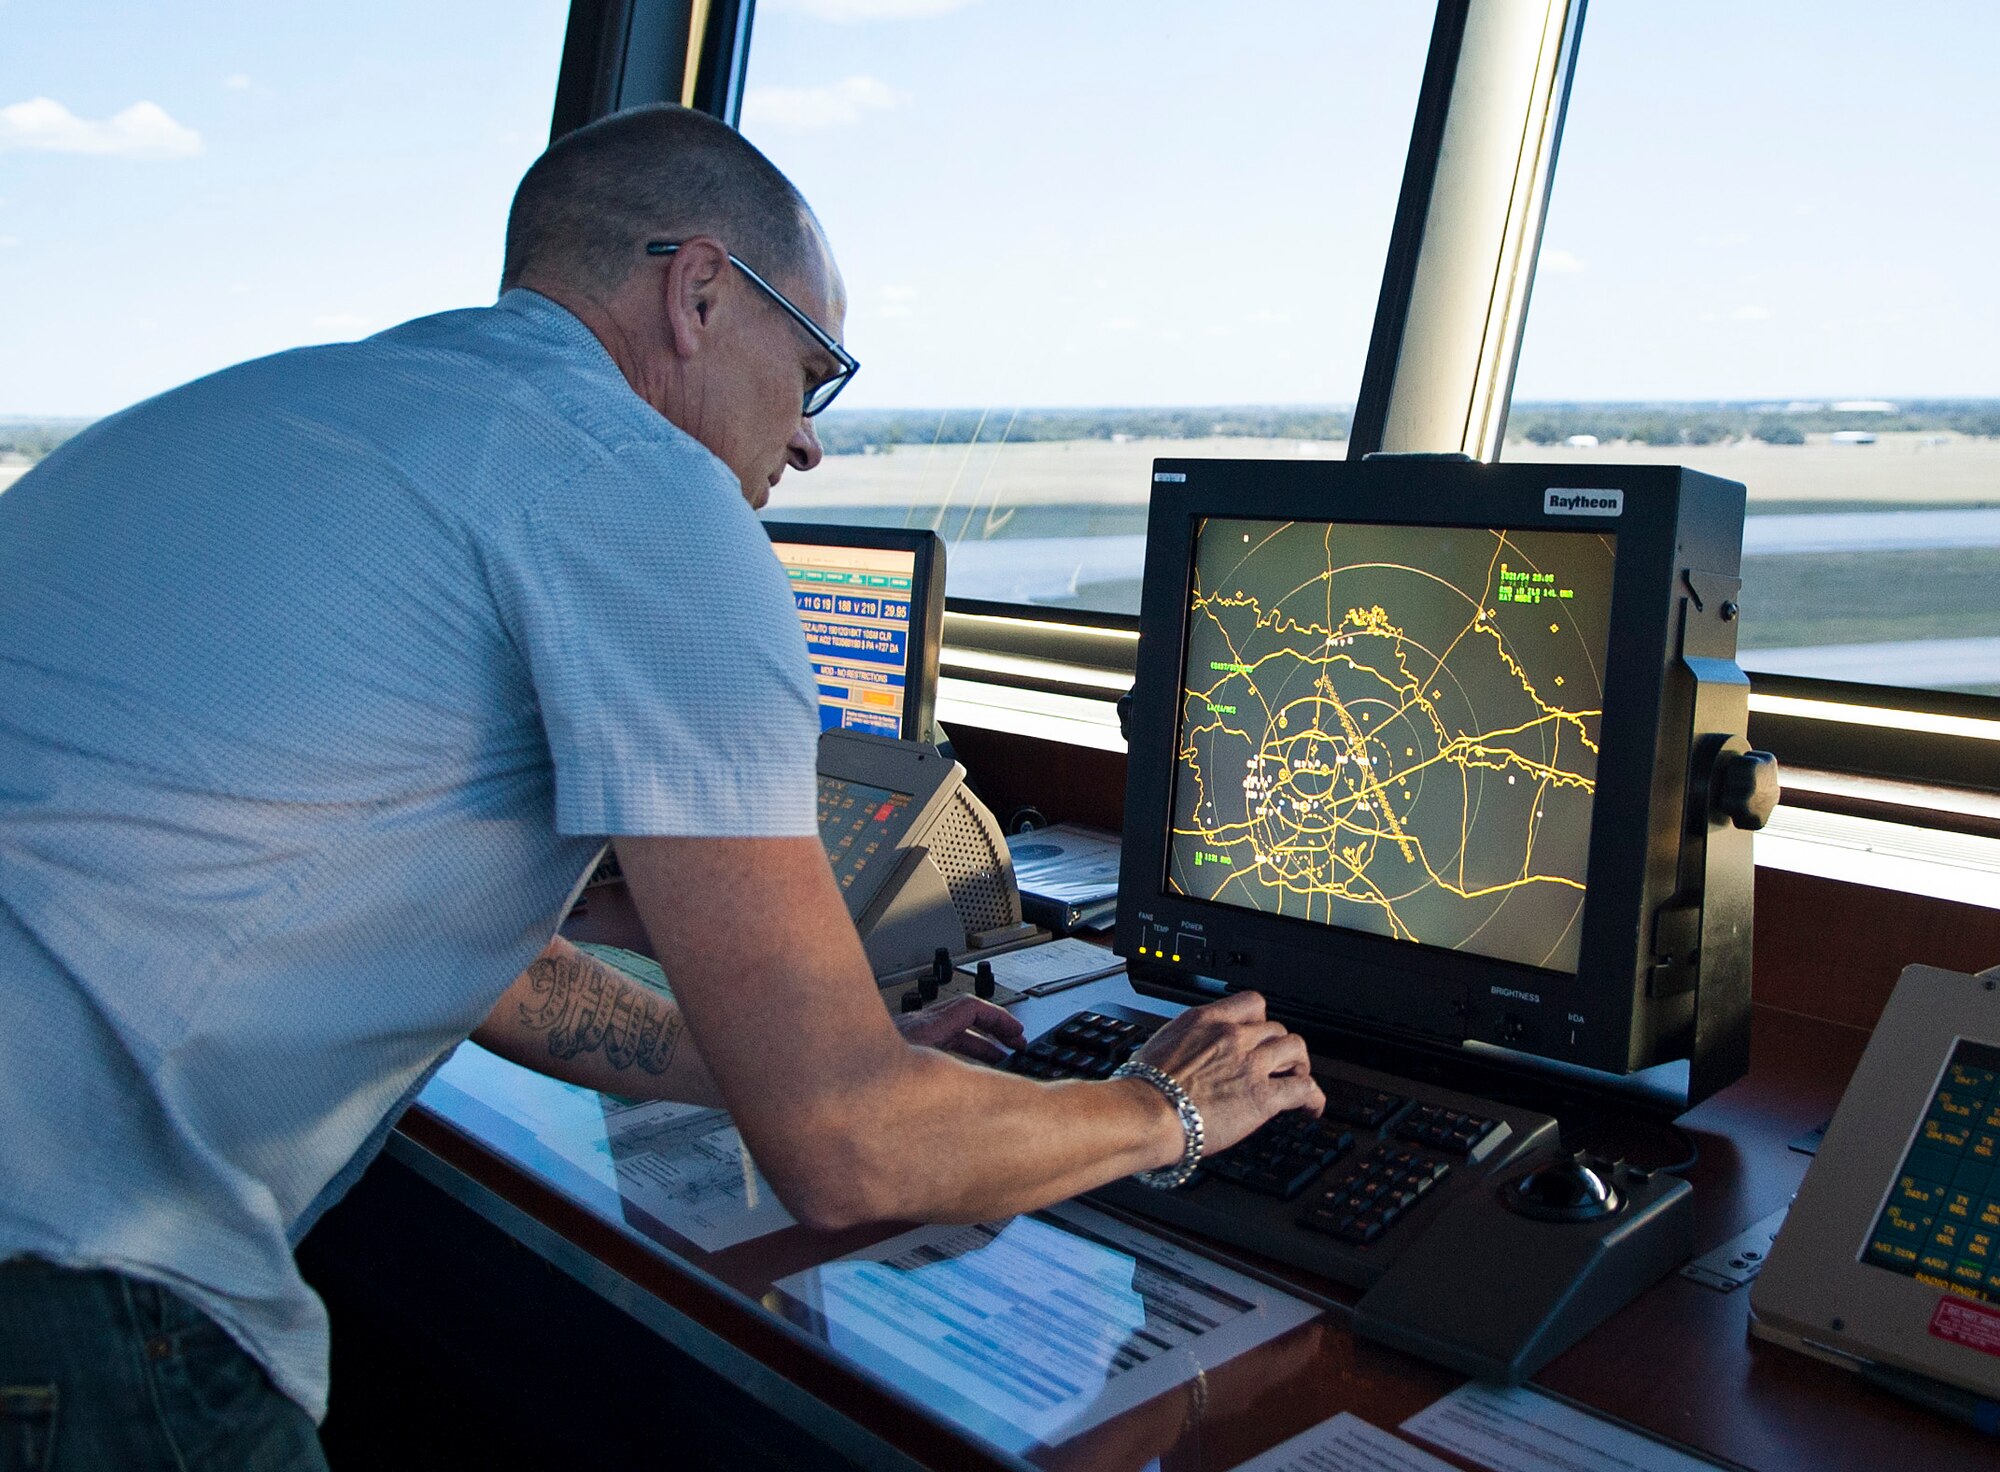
{"left": 1509, "top": 2, "right": 2000, "bottom": 698}
{"left": 742, "top": 1, "right": 1436, "bottom": 613}
{"left": 0, "top": 0, "right": 572, "bottom": 485}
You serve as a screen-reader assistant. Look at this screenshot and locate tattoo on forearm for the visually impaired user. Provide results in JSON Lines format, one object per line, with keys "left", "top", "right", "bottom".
{"left": 516, "top": 952, "right": 684, "bottom": 1075}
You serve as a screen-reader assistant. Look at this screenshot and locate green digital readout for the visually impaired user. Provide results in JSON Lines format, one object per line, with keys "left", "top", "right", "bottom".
{"left": 1862, "top": 1039, "right": 2000, "bottom": 1302}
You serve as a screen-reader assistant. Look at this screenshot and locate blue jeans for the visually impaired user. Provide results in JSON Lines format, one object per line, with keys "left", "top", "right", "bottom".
{"left": 0, "top": 1259, "right": 327, "bottom": 1472}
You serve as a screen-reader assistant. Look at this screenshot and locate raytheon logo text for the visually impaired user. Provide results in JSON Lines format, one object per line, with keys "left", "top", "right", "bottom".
{"left": 1543, "top": 488, "right": 1624, "bottom": 517}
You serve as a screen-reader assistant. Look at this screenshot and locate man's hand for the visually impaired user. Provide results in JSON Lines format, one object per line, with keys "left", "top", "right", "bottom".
{"left": 613, "top": 832, "right": 1298, "bottom": 1228}
{"left": 894, "top": 994, "right": 1026, "bottom": 1064}
{"left": 1129, "top": 991, "right": 1324, "bottom": 1154}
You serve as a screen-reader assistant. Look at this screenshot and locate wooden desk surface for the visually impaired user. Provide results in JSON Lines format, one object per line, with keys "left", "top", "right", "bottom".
{"left": 388, "top": 882, "right": 2000, "bottom": 1471}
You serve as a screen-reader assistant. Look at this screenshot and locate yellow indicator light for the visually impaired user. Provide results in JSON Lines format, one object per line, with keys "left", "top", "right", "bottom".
{"left": 1172, "top": 954, "right": 1182, "bottom": 963}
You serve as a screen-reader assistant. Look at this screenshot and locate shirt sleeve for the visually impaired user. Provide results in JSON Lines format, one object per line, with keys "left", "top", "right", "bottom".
{"left": 483, "top": 436, "right": 820, "bottom": 839}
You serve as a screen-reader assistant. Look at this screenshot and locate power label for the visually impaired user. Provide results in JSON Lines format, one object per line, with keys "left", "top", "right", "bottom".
{"left": 1930, "top": 1296, "right": 2000, "bottom": 1358}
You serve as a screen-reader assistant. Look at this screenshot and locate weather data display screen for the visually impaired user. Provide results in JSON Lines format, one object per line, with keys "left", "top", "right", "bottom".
{"left": 772, "top": 541, "right": 918, "bottom": 737}
{"left": 1167, "top": 517, "right": 1615, "bottom": 975}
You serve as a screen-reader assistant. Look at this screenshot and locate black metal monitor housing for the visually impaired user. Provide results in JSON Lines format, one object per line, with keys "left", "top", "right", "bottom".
{"left": 1116, "top": 459, "right": 1760, "bottom": 1111}
{"left": 762, "top": 522, "right": 946, "bottom": 744}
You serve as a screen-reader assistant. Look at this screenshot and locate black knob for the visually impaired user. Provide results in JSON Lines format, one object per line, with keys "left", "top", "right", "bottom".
{"left": 1718, "top": 750, "right": 1780, "bottom": 831}
{"left": 920, "top": 947, "right": 951, "bottom": 1003}
{"left": 974, "top": 961, "right": 996, "bottom": 1001}
{"left": 899, "top": 988, "right": 924, "bottom": 1014}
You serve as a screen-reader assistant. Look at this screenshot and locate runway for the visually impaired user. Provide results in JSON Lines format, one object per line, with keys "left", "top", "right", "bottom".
{"left": 1742, "top": 507, "right": 2000, "bottom": 556}
{"left": 944, "top": 508, "right": 2000, "bottom": 604}
{"left": 1742, "top": 636, "right": 2000, "bottom": 688}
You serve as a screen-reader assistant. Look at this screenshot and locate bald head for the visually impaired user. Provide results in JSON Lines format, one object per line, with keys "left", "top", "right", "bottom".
{"left": 502, "top": 104, "right": 823, "bottom": 298}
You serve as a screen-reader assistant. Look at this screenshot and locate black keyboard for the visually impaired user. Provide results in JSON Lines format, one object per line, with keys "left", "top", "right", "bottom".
{"left": 1006, "top": 1003, "right": 1560, "bottom": 1290}
{"left": 1006, "top": 1011, "right": 1148, "bottom": 1080}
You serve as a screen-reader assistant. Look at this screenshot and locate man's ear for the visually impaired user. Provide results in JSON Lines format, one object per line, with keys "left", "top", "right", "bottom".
{"left": 660, "top": 236, "right": 732, "bottom": 359}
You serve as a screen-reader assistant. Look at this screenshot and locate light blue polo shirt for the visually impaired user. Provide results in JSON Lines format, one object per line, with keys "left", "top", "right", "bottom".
{"left": 0, "top": 290, "right": 819, "bottom": 1419}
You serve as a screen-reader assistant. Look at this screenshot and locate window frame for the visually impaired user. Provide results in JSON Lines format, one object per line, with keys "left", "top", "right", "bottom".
{"left": 552, "top": 0, "right": 2000, "bottom": 797}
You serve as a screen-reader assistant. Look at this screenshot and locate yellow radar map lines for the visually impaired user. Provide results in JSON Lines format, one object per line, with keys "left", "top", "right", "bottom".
{"left": 1168, "top": 519, "right": 1613, "bottom": 973}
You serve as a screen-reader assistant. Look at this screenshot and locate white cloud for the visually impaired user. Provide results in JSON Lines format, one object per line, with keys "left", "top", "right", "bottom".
{"left": 1540, "top": 247, "right": 1587, "bottom": 275}
{"left": 0, "top": 97, "right": 203, "bottom": 159}
{"left": 0, "top": 235, "right": 17, "bottom": 248}
{"left": 764, "top": 0, "right": 976, "bottom": 19}
{"left": 223, "top": 74, "right": 252, "bottom": 92}
{"left": 1733, "top": 304, "right": 1772, "bottom": 321}
{"left": 741, "top": 76, "right": 907, "bottom": 131}
{"left": 310, "top": 313, "right": 373, "bottom": 334}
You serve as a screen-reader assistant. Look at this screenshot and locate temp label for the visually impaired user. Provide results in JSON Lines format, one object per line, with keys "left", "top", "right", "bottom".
{"left": 1544, "top": 487, "right": 1624, "bottom": 517}
{"left": 1930, "top": 1296, "right": 2000, "bottom": 1359}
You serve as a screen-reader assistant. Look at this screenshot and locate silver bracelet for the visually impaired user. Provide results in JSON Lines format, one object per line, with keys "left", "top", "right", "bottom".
{"left": 1112, "top": 1060, "right": 1205, "bottom": 1190}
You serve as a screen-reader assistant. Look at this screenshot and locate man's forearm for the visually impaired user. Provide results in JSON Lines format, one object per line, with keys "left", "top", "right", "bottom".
{"left": 792, "top": 1046, "right": 1184, "bottom": 1227}
{"left": 608, "top": 834, "right": 1317, "bottom": 1234}
{"left": 472, "top": 937, "right": 723, "bottom": 1106}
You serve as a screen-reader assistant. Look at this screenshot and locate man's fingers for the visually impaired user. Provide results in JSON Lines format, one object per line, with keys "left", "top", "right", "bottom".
{"left": 944, "top": 1030, "right": 1011, "bottom": 1063}
{"left": 1267, "top": 1069, "right": 1325, "bottom": 1116}
{"left": 1253, "top": 1031, "right": 1311, "bottom": 1075}
{"left": 896, "top": 994, "right": 1026, "bottom": 1055}
{"left": 954, "top": 996, "right": 1026, "bottom": 1045}
{"left": 1201, "top": 990, "right": 1267, "bottom": 1023}
{"left": 1235, "top": 1019, "right": 1289, "bottom": 1052}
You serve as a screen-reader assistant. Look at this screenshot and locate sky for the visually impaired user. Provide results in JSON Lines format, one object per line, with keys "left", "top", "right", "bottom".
{"left": 3, "top": 0, "right": 1997, "bottom": 417}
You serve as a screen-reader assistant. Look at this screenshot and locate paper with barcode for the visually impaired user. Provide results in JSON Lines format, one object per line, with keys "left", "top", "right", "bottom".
{"left": 767, "top": 1199, "right": 1319, "bottom": 1454}
{"left": 1229, "top": 1411, "right": 1458, "bottom": 1471}
{"left": 1403, "top": 1383, "right": 1728, "bottom": 1472}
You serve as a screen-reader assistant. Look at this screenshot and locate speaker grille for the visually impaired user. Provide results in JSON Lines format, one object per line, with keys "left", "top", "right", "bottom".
{"left": 929, "top": 791, "right": 1018, "bottom": 933}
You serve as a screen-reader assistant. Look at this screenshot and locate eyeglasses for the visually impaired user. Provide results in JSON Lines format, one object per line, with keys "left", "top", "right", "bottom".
{"left": 645, "top": 241, "right": 859, "bottom": 417}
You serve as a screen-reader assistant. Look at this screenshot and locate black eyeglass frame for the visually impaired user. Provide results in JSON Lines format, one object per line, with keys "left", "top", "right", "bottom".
{"left": 645, "top": 240, "right": 858, "bottom": 416}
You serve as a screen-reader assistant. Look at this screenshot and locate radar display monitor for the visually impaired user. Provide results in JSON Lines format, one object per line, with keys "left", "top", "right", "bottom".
{"left": 1170, "top": 517, "right": 1614, "bottom": 976}
{"left": 764, "top": 523, "right": 945, "bottom": 742}
{"left": 1119, "top": 459, "right": 1768, "bottom": 1107}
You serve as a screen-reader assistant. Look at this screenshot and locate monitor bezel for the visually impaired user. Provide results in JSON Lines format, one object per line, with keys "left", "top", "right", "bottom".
{"left": 763, "top": 521, "right": 946, "bottom": 744}
{"left": 1117, "top": 459, "right": 1743, "bottom": 1083}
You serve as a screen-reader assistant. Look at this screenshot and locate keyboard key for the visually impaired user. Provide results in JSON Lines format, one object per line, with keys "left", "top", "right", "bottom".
{"left": 1395, "top": 1104, "right": 1499, "bottom": 1156}
{"left": 1320, "top": 1079, "right": 1409, "bottom": 1129}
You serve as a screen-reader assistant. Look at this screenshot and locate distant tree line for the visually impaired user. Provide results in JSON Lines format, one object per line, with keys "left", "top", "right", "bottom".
{"left": 812, "top": 405, "right": 1356, "bottom": 456}
{"left": 1505, "top": 399, "right": 2000, "bottom": 448}
{"left": 808, "top": 399, "right": 2000, "bottom": 456}
{"left": 0, "top": 421, "right": 90, "bottom": 461}
{"left": 10, "top": 400, "right": 2000, "bottom": 466}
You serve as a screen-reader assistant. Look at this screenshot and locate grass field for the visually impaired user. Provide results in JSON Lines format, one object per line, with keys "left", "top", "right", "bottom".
{"left": 771, "top": 431, "right": 2000, "bottom": 693}
{"left": 774, "top": 430, "right": 2000, "bottom": 513}
{"left": 8, "top": 427, "right": 1992, "bottom": 690}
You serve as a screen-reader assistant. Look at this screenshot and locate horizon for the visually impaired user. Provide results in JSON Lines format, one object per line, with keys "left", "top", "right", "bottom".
{"left": 8, "top": 395, "right": 2000, "bottom": 428}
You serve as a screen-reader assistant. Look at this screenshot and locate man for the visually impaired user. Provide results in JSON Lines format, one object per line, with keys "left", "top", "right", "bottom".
{"left": 0, "top": 104, "right": 1321, "bottom": 1467}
